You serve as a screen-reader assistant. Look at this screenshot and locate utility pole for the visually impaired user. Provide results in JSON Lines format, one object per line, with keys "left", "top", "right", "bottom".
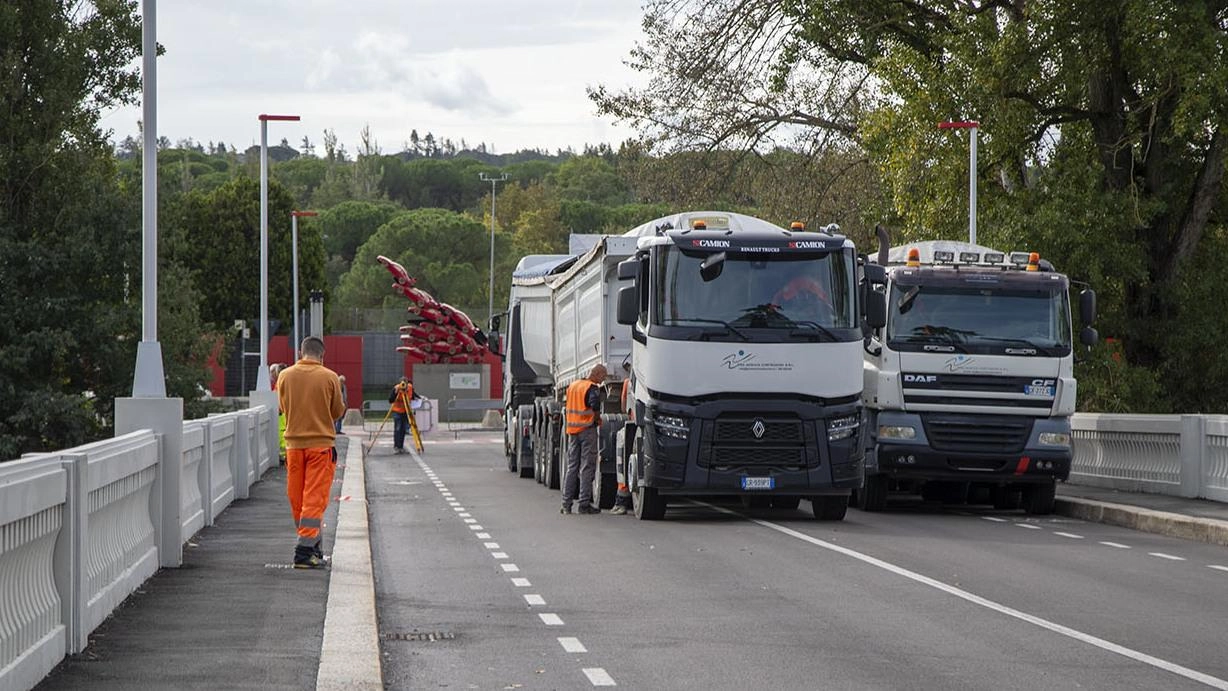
{"left": 938, "top": 120, "right": 979, "bottom": 244}
{"left": 479, "top": 172, "right": 509, "bottom": 328}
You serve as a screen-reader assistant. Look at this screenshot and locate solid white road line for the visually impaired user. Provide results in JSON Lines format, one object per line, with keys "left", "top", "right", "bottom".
{"left": 1149, "top": 552, "right": 1186, "bottom": 561}
{"left": 701, "top": 503, "right": 1228, "bottom": 690}
{"left": 524, "top": 594, "right": 546, "bottom": 606}
{"left": 1054, "top": 532, "right": 1085, "bottom": 539}
{"left": 1100, "top": 541, "right": 1132, "bottom": 549}
{"left": 483, "top": 542, "right": 500, "bottom": 549}
{"left": 492, "top": 552, "right": 509, "bottom": 559}
{"left": 1016, "top": 524, "right": 1042, "bottom": 530}
{"left": 511, "top": 578, "right": 532, "bottom": 587}
{"left": 501, "top": 563, "right": 520, "bottom": 572}
{"left": 583, "top": 667, "right": 617, "bottom": 686}
{"left": 539, "top": 613, "right": 564, "bottom": 626}
{"left": 1208, "top": 565, "right": 1228, "bottom": 573}
{"left": 558, "top": 637, "right": 587, "bottom": 653}
{"left": 981, "top": 516, "right": 1008, "bottom": 523}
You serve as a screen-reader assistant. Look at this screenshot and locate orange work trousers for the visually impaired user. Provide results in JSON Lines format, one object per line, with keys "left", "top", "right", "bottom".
{"left": 286, "top": 447, "right": 335, "bottom": 548}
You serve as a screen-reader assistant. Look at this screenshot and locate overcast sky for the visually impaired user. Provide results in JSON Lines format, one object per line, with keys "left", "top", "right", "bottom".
{"left": 101, "top": 1, "right": 647, "bottom": 155}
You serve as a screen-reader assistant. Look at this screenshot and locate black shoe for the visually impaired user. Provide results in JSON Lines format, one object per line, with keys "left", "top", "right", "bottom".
{"left": 394, "top": 447, "right": 406, "bottom": 455}
{"left": 577, "top": 504, "right": 601, "bottom": 515}
{"left": 293, "top": 554, "right": 327, "bottom": 569}
{"left": 559, "top": 504, "right": 572, "bottom": 515}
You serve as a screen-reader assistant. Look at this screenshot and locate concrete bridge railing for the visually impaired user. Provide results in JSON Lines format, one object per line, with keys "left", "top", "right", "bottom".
{"left": 0, "top": 405, "right": 275, "bottom": 691}
{"left": 1071, "top": 413, "right": 1228, "bottom": 503}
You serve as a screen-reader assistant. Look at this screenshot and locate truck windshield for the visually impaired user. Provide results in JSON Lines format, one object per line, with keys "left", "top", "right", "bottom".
{"left": 654, "top": 246, "right": 856, "bottom": 340}
{"left": 886, "top": 285, "right": 1071, "bottom": 356}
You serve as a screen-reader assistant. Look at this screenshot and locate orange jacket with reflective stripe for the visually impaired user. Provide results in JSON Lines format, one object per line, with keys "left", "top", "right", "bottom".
{"left": 565, "top": 379, "right": 599, "bottom": 435}
{"left": 390, "top": 383, "right": 413, "bottom": 413}
{"left": 621, "top": 379, "right": 634, "bottom": 421}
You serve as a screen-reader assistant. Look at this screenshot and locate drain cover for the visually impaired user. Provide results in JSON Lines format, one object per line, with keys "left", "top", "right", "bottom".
{"left": 382, "top": 631, "right": 456, "bottom": 642}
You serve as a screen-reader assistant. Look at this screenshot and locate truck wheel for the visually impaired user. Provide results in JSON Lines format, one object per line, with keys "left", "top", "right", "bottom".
{"left": 811, "top": 495, "right": 849, "bottom": 521}
{"left": 991, "top": 487, "right": 1022, "bottom": 510}
{"left": 546, "top": 418, "right": 561, "bottom": 490}
{"left": 517, "top": 405, "right": 535, "bottom": 478}
{"left": 1023, "top": 481, "right": 1056, "bottom": 515}
{"left": 771, "top": 496, "right": 801, "bottom": 510}
{"left": 634, "top": 485, "right": 667, "bottom": 520}
{"left": 594, "top": 472, "right": 617, "bottom": 509}
{"left": 857, "top": 474, "right": 888, "bottom": 511}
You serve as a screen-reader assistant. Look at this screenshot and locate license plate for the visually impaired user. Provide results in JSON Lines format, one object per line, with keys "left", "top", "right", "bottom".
{"left": 1024, "top": 385, "right": 1054, "bottom": 397}
{"left": 741, "top": 476, "right": 775, "bottom": 490}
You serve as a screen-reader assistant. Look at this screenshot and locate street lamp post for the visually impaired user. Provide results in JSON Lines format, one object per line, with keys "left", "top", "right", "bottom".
{"left": 256, "top": 113, "right": 300, "bottom": 391}
{"left": 290, "top": 210, "right": 318, "bottom": 360}
{"left": 938, "top": 120, "right": 979, "bottom": 244}
{"left": 479, "top": 173, "right": 509, "bottom": 328}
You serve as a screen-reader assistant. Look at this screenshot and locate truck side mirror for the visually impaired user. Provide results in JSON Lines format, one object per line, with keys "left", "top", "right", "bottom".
{"left": 617, "top": 285, "right": 638, "bottom": 325}
{"left": 486, "top": 331, "right": 502, "bottom": 357}
{"left": 1079, "top": 326, "right": 1099, "bottom": 346}
{"left": 865, "top": 290, "right": 887, "bottom": 329}
{"left": 863, "top": 263, "right": 886, "bottom": 285}
{"left": 617, "top": 258, "right": 638, "bottom": 280}
{"left": 1079, "top": 289, "right": 1096, "bottom": 325}
{"left": 699, "top": 251, "right": 726, "bottom": 282}
{"left": 489, "top": 313, "right": 503, "bottom": 331}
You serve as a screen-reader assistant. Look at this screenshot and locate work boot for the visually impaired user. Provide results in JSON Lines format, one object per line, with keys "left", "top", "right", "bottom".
{"left": 610, "top": 504, "right": 628, "bottom": 515}
{"left": 577, "top": 504, "right": 601, "bottom": 515}
{"left": 559, "top": 504, "right": 572, "bottom": 515}
{"left": 293, "top": 554, "right": 327, "bottom": 570}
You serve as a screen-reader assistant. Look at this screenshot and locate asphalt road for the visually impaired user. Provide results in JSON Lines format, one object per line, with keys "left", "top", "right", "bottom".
{"left": 364, "top": 431, "right": 1228, "bottom": 691}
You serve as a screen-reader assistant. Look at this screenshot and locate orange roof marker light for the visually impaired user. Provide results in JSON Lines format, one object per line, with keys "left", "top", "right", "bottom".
{"left": 692, "top": 220, "right": 707, "bottom": 230}
{"left": 790, "top": 221, "right": 806, "bottom": 231}
{"left": 1026, "top": 252, "right": 1040, "bottom": 271}
{"left": 906, "top": 247, "right": 921, "bottom": 267}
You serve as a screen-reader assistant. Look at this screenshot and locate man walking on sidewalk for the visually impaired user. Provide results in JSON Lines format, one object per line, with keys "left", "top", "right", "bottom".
{"left": 276, "top": 336, "right": 346, "bottom": 568}
{"left": 561, "top": 364, "right": 607, "bottom": 515}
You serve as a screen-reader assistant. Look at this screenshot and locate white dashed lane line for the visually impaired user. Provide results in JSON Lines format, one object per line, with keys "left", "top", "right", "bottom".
{"left": 981, "top": 516, "right": 1008, "bottom": 523}
{"left": 1149, "top": 552, "right": 1186, "bottom": 561}
{"left": 1208, "top": 565, "right": 1228, "bottom": 573}
{"left": 1100, "top": 541, "right": 1132, "bottom": 549}
{"left": 1016, "top": 523, "right": 1042, "bottom": 530}
{"left": 414, "top": 455, "right": 618, "bottom": 688}
{"left": 1053, "top": 532, "right": 1084, "bottom": 539}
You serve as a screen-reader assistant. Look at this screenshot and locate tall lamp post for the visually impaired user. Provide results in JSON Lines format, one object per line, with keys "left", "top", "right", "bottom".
{"left": 479, "top": 172, "right": 509, "bottom": 327}
{"left": 255, "top": 113, "right": 300, "bottom": 391}
{"left": 290, "top": 210, "right": 318, "bottom": 359}
{"left": 938, "top": 120, "right": 979, "bottom": 244}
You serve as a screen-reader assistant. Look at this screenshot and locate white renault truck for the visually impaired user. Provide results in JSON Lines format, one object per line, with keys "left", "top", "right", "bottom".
{"left": 496, "top": 211, "right": 881, "bottom": 520}
{"left": 859, "top": 231, "right": 1097, "bottom": 514}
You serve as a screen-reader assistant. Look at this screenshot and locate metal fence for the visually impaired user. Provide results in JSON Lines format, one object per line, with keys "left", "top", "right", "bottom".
{"left": 0, "top": 406, "right": 274, "bottom": 691}
{"left": 1071, "top": 413, "right": 1228, "bottom": 502}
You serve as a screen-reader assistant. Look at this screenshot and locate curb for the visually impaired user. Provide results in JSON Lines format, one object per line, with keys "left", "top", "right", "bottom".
{"left": 316, "top": 436, "right": 383, "bottom": 690}
{"left": 1055, "top": 497, "right": 1228, "bottom": 547}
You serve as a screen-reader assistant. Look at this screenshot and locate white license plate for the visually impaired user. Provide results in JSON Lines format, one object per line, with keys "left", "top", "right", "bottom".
{"left": 741, "top": 476, "right": 775, "bottom": 490}
{"left": 1024, "top": 385, "right": 1054, "bottom": 397}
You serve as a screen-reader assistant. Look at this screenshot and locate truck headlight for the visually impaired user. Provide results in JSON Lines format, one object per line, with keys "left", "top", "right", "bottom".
{"left": 654, "top": 414, "right": 690, "bottom": 440}
{"left": 1038, "top": 432, "right": 1071, "bottom": 447}
{"left": 878, "top": 425, "right": 916, "bottom": 440}
{"left": 827, "top": 415, "right": 860, "bottom": 442}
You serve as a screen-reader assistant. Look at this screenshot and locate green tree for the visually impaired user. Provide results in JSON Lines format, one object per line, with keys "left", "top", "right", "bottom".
{"left": 318, "top": 200, "right": 406, "bottom": 262}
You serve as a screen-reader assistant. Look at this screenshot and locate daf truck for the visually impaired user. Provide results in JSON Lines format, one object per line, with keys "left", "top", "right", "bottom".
{"left": 859, "top": 232, "right": 1098, "bottom": 514}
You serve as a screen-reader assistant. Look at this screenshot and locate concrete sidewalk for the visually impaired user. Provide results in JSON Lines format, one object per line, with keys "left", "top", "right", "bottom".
{"left": 35, "top": 437, "right": 352, "bottom": 691}
{"left": 1057, "top": 482, "right": 1228, "bottom": 547}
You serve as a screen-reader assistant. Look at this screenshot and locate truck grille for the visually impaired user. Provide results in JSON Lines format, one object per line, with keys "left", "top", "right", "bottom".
{"left": 710, "top": 447, "right": 805, "bottom": 467}
{"left": 714, "top": 418, "right": 802, "bottom": 443}
{"left": 922, "top": 415, "right": 1032, "bottom": 454}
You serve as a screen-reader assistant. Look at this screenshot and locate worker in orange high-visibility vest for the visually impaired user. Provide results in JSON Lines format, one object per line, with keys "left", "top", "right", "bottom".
{"left": 277, "top": 336, "right": 346, "bottom": 569}
{"left": 561, "top": 364, "right": 608, "bottom": 514}
{"left": 610, "top": 366, "right": 635, "bottom": 515}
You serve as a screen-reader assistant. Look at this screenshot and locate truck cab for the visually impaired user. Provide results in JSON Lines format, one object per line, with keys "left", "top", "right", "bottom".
{"left": 860, "top": 239, "right": 1097, "bottom": 514}
{"left": 616, "top": 212, "right": 878, "bottom": 520}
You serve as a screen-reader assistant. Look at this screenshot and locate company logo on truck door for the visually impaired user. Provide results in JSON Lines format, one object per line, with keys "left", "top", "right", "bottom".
{"left": 692, "top": 239, "right": 731, "bottom": 248}
{"left": 903, "top": 374, "right": 938, "bottom": 384}
{"left": 787, "top": 240, "right": 835, "bottom": 249}
{"left": 720, "top": 350, "right": 794, "bottom": 372}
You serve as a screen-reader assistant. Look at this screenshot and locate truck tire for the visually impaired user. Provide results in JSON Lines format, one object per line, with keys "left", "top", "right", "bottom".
{"left": 546, "top": 417, "right": 561, "bottom": 490}
{"left": 811, "top": 494, "right": 849, "bottom": 521}
{"left": 517, "top": 404, "right": 535, "bottom": 478}
{"left": 771, "top": 496, "right": 801, "bottom": 510}
{"left": 634, "top": 485, "right": 667, "bottom": 520}
{"left": 857, "top": 474, "right": 888, "bottom": 512}
{"left": 1023, "top": 481, "right": 1056, "bottom": 515}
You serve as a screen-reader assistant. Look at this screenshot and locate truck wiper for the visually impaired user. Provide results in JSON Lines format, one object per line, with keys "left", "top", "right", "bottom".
{"left": 973, "top": 336, "right": 1061, "bottom": 356}
{"left": 662, "top": 318, "right": 750, "bottom": 342}
{"left": 786, "top": 320, "right": 839, "bottom": 342}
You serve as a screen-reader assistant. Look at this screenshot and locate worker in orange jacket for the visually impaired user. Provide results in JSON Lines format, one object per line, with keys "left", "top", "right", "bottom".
{"left": 276, "top": 336, "right": 346, "bottom": 569}
{"left": 389, "top": 376, "right": 416, "bottom": 454}
{"left": 561, "top": 364, "right": 607, "bottom": 515}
